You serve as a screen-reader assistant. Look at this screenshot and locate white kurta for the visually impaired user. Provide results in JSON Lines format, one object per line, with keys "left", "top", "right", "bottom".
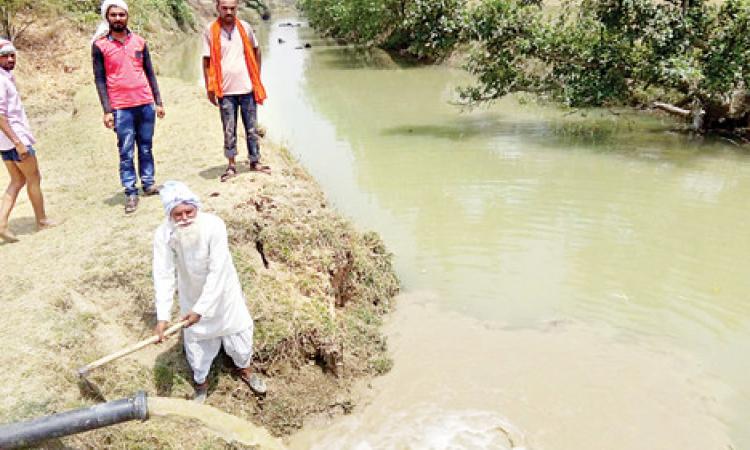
{"left": 153, "top": 212, "right": 252, "bottom": 341}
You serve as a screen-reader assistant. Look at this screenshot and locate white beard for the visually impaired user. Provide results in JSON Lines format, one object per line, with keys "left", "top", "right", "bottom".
{"left": 172, "top": 214, "right": 203, "bottom": 251}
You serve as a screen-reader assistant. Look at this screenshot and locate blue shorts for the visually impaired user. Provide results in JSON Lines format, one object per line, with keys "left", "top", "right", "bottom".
{"left": 0, "top": 145, "right": 36, "bottom": 162}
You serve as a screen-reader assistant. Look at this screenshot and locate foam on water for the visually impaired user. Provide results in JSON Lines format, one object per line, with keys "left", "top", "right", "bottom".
{"left": 308, "top": 407, "right": 526, "bottom": 450}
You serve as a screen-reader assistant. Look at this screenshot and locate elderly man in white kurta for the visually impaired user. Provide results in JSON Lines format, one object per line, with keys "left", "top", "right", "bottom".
{"left": 152, "top": 180, "right": 266, "bottom": 402}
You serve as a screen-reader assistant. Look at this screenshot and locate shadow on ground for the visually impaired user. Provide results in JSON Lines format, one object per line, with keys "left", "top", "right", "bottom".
{"left": 154, "top": 339, "right": 193, "bottom": 398}
{"left": 7, "top": 216, "right": 39, "bottom": 238}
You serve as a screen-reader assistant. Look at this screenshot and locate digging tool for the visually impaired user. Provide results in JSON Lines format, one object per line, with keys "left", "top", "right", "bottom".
{"left": 77, "top": 320, "right": 189, "bottom": 378}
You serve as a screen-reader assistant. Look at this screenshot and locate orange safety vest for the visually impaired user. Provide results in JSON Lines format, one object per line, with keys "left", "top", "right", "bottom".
{"left": 207, "top": 19, "right": 267, "bottom": 104}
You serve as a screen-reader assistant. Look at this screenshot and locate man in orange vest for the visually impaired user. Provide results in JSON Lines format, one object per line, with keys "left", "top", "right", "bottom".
{"left": 202, "top": 0, "right": 268, "bottom": 182}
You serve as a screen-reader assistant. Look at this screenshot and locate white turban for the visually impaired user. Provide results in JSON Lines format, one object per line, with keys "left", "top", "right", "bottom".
{"left": 0, "top": 39, "right": 16, "bottom": 55}
{"left": 160, "top": 181, "right": 201, "bottom": 217}
{"left": 92, "top": 0, "right": 129, "bottom": 42}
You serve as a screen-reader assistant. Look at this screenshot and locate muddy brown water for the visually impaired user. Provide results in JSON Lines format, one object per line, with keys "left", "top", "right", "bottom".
{"left": 164, "top": 16, "right": 750, "bottom": 450}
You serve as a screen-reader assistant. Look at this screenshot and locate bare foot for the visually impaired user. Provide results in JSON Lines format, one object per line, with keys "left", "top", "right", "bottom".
{"left": 220, "top": 165, "right": 237, "bottom": 182}
{"left": 37, "top": 218, "right": 63, "bottom": 231}
{"left": 0, "top": 228, "right": 19, "bottom": 243}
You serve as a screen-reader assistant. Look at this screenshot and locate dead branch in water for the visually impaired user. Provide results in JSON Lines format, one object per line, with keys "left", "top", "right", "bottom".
{"left": 652, "top": 102, "right": 691, "bottom": 117}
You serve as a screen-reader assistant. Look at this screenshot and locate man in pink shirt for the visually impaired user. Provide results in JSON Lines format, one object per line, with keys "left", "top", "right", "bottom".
{"left": 92, "top": 0, "right": 165, "bottom": 214}
{"left": 0, "top": 39, "right": 58, "bottom": 243}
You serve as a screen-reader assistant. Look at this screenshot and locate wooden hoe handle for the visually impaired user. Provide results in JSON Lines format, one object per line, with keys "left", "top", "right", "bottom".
{"left": 77, "top": 320, "right": 189, "bottom": 377}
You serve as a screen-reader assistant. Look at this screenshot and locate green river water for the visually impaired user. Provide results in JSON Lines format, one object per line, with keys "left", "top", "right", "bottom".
{"left": 165, "top": 16, "right": 750, "bottom": 450}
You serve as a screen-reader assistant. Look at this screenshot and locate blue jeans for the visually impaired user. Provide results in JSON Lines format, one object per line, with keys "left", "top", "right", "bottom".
{"left": 114, "top": 103, "right": 156, "bottom": 196}
{"left": 219, "top": 94, "right": 259, "bottom": 163}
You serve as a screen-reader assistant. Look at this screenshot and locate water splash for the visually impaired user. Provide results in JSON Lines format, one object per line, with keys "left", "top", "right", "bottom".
{"left": 306, "top": 407, "right": 527, "bottom": 450}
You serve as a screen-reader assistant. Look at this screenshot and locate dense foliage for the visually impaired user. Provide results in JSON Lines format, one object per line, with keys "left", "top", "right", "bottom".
{"left": 300, "top": 0, "right": 750, "bottom": 132}
{"left": 461, "top": 0, "right": 750, "bottom": 132}
{"left": 298, "top": 0, "right": 463, "bottom": 60}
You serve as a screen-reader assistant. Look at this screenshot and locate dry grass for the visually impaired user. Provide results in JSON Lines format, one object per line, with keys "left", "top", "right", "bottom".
{"left": 0, "top": 33, "right": 398, "bottom": 450}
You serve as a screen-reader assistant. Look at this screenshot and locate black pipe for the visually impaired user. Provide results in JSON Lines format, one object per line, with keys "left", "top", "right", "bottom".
{"left": 0, "top": 391, "right": 148, "bottom": 449}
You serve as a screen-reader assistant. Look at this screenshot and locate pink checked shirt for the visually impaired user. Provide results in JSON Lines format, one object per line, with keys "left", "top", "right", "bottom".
{"left": 93, "top": 33, "right": 154, "bottom": 110}
{"left": 0, "top": 68, "right": 34, "bottom": 151}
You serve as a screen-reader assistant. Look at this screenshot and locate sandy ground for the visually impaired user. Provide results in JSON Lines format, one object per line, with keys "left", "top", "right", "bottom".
{"left": 0, "top": 76, "right": 290, "bottom": 421}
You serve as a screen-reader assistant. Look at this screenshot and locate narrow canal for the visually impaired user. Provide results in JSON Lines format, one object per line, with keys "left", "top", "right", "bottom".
{"left": 165, "top": 15, "right": 750, "bottom": 449}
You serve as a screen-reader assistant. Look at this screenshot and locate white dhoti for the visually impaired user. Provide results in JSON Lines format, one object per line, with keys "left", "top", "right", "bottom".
{"left": 184, "top": 326, "right": 254, "bottom": 384}
{"left": 153, "top": 211, "right": 257, "bottom": 385}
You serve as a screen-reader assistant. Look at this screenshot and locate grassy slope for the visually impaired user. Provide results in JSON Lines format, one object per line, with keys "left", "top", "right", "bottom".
{"left": 0, "top": 3, "right": 399, "bottom": 448}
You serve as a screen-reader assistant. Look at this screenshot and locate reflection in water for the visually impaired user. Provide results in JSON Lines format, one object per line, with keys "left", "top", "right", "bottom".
{"left": 163, "top": 15, "right": 750, "bottom": 449}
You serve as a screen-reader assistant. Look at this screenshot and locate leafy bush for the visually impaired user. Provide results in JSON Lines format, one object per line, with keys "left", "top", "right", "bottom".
{"left": 460, "top": 0, "right": 750, "bottom": 132}
{"left": 299, "top": 0, "right": 465, "bottom": 60}
{"left": 460, "top": 0, "right": 544, "bottom": 102}
{"left": 299, "top": 0, "right": 397, "bottom": 43}
{"left": 388, "top": 0, "right": 463, "bottom": 60}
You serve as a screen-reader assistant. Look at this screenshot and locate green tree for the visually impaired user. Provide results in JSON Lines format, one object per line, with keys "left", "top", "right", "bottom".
{"left": 460, "top": 0, "right": 750, "bottom": 134}
{"left": 298, "top": 0, "right": 464, "bottom": 60}
{"left": 0, "top": 0, "right": 35, "bottom": 40}
{"left": 386, "top": 0, "right": 463, "bottom": 60}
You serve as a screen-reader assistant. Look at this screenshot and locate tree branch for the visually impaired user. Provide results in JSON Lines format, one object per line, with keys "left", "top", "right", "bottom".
{"left": 653, "top": 101, "right": 691, "bottom": 117}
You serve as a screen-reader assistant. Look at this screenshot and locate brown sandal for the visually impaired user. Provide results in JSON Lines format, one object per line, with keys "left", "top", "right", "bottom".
{"left": 220, "top": 165, "right": 237, "bottom": 182}
{"left": 249, "top": 162, "right": 271, "bottom": 174}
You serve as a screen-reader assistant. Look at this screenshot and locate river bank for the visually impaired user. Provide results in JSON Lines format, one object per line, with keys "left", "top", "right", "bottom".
{"left": 0, "top": 19, "right": 399, "bottom": 450}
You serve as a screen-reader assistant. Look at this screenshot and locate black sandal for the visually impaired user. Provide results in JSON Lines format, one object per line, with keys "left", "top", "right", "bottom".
{"left": 220, "top": 165, "right": 237, "bottom": 182}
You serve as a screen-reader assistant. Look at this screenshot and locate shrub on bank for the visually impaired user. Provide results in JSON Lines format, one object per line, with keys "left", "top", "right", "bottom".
{"left": 460, "top": 0, "right": 750, "bottom": 134}
{"left": 298, "top": 0, "right": 465, "bottom": 61}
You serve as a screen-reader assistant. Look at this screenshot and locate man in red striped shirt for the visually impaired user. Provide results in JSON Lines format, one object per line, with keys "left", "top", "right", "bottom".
{"left": 92, "top": 0, "right": 165, "bottom": 214}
